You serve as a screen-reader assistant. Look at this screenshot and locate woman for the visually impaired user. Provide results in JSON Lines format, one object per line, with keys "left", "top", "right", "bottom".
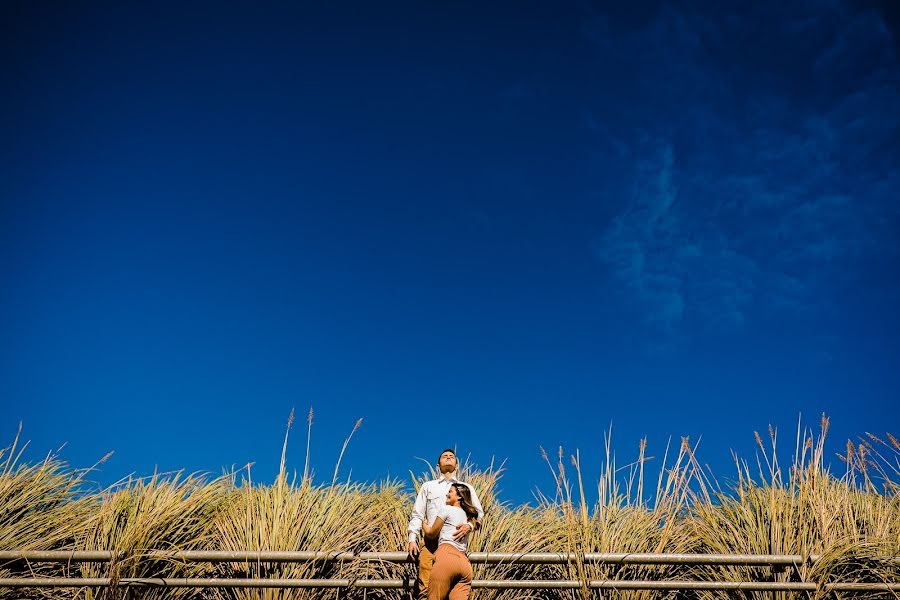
{"left": 420, "top": 483, "right": 479, "bottom": 600}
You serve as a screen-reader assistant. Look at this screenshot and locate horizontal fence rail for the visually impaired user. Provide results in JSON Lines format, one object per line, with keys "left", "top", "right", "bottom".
{"left": 1, "top": 577, "right": 899, "bottom": 592}
{"left": 2, "top": 550, "right": 898, "bottom": 593}
{"left": 0, "top": 550, "right": 846, "bottom": 564}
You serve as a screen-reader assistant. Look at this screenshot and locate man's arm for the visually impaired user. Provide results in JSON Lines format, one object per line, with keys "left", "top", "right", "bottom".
{"left": 468, "top": 484, "right": 485, "bottom": 526}
{"left": 407, "top": 483, "right": 428, "bottom": 556}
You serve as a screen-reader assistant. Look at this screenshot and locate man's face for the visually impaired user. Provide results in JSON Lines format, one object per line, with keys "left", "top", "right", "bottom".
{"left": 438, "top": 451, "right": 457, "bottom": 474}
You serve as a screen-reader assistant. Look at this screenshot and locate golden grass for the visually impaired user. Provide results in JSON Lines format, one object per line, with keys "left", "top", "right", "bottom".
{"left": 0, "top": 427, "right": 90, "bottom": 552}
{"left": 681, "top": 416, "right": 900, "bottom": 600}
{"left": 65, "top": 471, "right": 230, "bottom": 600}
{"left": 1, "top": 414, "right": 897, "bottom": 600}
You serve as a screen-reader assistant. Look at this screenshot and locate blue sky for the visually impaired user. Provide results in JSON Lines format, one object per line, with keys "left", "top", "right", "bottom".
{"left": 1, "top": 1, "right": 898, "bottom": 504}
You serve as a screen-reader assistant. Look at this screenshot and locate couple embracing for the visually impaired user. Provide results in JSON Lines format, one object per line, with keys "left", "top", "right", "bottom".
{"left": 406, "top": 448, "right": 485, "bottom": 600}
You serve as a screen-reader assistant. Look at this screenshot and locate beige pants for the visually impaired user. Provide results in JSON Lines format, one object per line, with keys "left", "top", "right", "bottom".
{"left": 416, "top": 540, "right": 437, "bottom": 599}
{"left": 427, "top": 544, "right": 472, "bottom": 600}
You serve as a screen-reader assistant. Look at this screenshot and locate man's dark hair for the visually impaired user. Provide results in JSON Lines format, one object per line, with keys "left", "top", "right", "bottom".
{"left": 437, "top": 448, "right": 457, "bottom": 463}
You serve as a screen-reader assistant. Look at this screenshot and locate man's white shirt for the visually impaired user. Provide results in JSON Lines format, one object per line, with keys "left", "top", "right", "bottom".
{"left": 407, "top": 476, "right": 485, "bottom": 543}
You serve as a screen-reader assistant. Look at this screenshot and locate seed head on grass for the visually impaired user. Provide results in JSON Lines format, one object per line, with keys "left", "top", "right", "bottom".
{"left": 3, "top": 415, "right": 898, "bottom": 600}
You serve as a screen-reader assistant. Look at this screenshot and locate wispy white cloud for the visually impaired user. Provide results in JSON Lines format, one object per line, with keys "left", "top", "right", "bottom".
{"left": 590, "top": 0, "right": 900, "bottom": 339}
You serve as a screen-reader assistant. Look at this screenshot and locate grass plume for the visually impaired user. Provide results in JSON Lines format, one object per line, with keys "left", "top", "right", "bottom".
{"left": 1, "top": 414, "right": 897, "bottom": 599}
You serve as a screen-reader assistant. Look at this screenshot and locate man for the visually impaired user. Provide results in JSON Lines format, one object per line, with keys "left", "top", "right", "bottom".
{"left": 407, "top": 448, "right": 485, "bottom": 599}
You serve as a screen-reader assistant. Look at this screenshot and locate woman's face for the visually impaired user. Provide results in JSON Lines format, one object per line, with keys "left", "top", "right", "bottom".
{"left": 446, "top": 485, "right": 460, "bottom": 506}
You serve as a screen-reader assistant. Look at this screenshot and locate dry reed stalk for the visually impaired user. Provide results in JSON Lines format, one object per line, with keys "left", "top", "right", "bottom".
{"left": 683, "top": 415, "right": 900, "bottom": 600}
{"left": 210, "top": 476, "right": 409, "bottom": 600}
{"left": 534, "top": 432, "right": 708, "bottom": 600}
{"left": 74, "top": 471, "right": 230, "bottom": 600}
{"left": 0, "top": 427, "right": 99, "bottom": 600}
{"left": 2, "top": 415, "right": 898, "bottom": 600}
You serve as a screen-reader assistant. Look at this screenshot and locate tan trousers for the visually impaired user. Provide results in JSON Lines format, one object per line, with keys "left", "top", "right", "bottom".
{"left": 416, "top": 540, "right": 437, "bottom": 599}
{"left": 427, "top": 544, "right": 472, "bottom": 600}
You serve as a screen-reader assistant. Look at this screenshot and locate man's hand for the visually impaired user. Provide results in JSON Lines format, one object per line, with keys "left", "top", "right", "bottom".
{"left": 408, "top": 541, "right": 419, "bottom": 559}
{"left": 452, "top": 522, "right": 472, "bottom": 541}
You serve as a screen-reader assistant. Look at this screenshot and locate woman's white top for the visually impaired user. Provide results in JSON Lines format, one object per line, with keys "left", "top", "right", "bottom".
{"left": 436, "top": 505, "right": 470, "bottom": 552}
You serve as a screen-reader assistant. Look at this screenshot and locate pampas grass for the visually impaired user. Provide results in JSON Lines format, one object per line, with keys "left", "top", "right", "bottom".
{"left": 1, "top": 413, "right": 897, "bottom": 600}
{"left": 75, "top": 471, "right": 230, "bottom": 600}
{"left": 682, "top": 415, "right": 900, "bottom": 600}
{"left": 0, "top": 426, "right": 98, "bottom": 600}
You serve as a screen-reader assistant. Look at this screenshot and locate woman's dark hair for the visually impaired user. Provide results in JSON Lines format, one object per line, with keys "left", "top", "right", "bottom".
{"left": 451, "top": 483, "right": 479, "bottom": 522}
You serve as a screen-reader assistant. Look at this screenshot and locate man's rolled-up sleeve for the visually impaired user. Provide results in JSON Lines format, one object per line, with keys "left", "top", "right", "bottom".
{"left": 467, "top": 484, "right": 485, "bottom": 524}
{"left": 407, "top": 484, "right": 427, "bottom": 543}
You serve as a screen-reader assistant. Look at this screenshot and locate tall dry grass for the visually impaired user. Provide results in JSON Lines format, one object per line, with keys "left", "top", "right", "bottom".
{"left": 0, "top": 427, "right": 98, "bottom": 599}
{"left": 74, "top": 471, "right": 231, "bottom": 600}
{"left": 682, "top": 415, "right": 900, "bottom": 600}
{"left": 209, "top": 474, "right": 410, "bottom": 600}
{"left": 519, "top": 434, "right": 710, "bottom": 600}
{"left": 0, "top": 428, "right": 91, "bottom": 552}
{"left": 1, "top": 414, "right": 897, "bottom": 600}
{"left": 207, "top": 410, "right": 412, "bottom": 600}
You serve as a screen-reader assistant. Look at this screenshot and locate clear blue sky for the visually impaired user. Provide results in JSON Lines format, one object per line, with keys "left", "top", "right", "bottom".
{"left": 1, "top": 1, "right": 898, "bottom": 505}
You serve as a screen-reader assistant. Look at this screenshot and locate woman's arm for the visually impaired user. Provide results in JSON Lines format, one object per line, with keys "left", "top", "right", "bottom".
{"left": 421, "top": 517, "right": 445, "bottom": 540}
